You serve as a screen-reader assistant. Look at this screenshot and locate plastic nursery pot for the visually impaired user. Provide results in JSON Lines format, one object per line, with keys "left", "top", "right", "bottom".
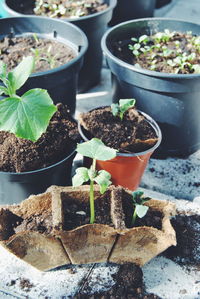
{"left": 0, "top": 16, "right": 88, "bottom": 114}
{"left": 109, "top": 0, "right": 156, "bottom": 27}
{"left": 0, "top": 149, "right": 76, "bottom": 205}
{"left": 156, "top": 0, "right": 172, "bottom": 8}
{"left": 101, "top": 18, "right": 200, "bottom": 157}
{"left": 78, "top": 111, "right": 161, "bottom": 191}
{"left": 2, "top": 0, "right": 117, "bottom": 93}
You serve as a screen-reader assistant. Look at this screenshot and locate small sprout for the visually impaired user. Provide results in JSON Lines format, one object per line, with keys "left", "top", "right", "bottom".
{"left": 193, "top": 64, "right": 200, "bottom": 73}
{"left": 131, "top": 191, "right": 150, "bottom": 226}
{"left": 72, "top": 138, "right": 117, "bottom": 224}
{"left": 0, "top": 56, "right": 57, "bottom": 141}
{"left": 111, "top": 99, "right": 136, "bottom": 120}
{"left": 139, "top": 35, "right": 149, "bottom": 44}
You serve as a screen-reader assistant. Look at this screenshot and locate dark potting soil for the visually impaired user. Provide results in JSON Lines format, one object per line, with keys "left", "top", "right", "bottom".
{"left": 61, "top": 190, "right": 113, "bottom": 230}
{"left": 0, "top": 103, "right": 80, "bottom": 172}
{"left": 0, "top": 209, "right": 23, "bottom": 241}
{"left": 0, "top": 36, "right": 76, "bottom": 73}
{"left": 113, "top": 31, "right": 200, "bottom": 74}
{"left": 79, "top": 106, "right": 158, "bottom": 153}
{"left": 164, "top": 214, "right": 200, "bottom": 265}
{"left": 75, "top": 263, "right": 161, "bottom": 299}
{"left": 14, "top": 0, "right": 108, "bottom": 18}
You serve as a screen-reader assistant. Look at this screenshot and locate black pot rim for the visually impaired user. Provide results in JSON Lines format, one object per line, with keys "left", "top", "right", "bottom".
{"left": 0, "top": 16, "right": 88, "bottom": 77}
{"left": 3, "top": 0, "right": 117, "bottom": 22}
{"left": 78, "top": 107, "right": 162, "bottom": 157}
{"left": 0, "top": 147, "right": 76, "bottom": 176}
{"left": 101, "top": 17, "right": 200, "bottom": 79}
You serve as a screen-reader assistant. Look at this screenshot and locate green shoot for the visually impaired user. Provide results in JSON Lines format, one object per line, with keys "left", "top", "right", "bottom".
{"left": 111, "top": 99, "right": 136, "bottom": 120}
{"left": 131, "top": 191, "right": 150, "bottom": 226}
{"left": 72, "top": 138, "right": 117, "bottom": 224}
{"left": 0, "top": 56, "right": 57, "bottom": 142}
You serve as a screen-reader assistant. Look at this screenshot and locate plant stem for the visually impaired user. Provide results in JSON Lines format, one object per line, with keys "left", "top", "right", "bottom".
{"left": 132, "top": 208, "right": 137, "bottom": 226}
{"left": 89, "top": 159, "right": 96, "bottom": 224}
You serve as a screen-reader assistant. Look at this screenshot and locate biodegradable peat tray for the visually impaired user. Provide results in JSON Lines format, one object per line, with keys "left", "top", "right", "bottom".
{"left": 0, "top": 185, "right": 176, "bottom": 271}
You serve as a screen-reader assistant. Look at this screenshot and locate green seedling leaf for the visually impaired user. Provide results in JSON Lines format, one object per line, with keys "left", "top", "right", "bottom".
{"left": 7, "top": 56, "right": 35, "bottom": 94}
{"left": 111, "top": 99, "right": 136, "bottom": 120}
{"left": 94, "top": 170, "right": 112, "bottom": 194}
{"left": 76, "top": 138, "right": 117, "bottom": 161}
{"left": 72, "top": 167, "right": 90, "bottom": 187}
{"left": 135, "top": 204, "right": 149, "bottom": 218}
{"left": 0, "top": 88, "right": 57, "bottom": 141}
{"left": 111, "top": 103, "right": 120, "bottom": 117}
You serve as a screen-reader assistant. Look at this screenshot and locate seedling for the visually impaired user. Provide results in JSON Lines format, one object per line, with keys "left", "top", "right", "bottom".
{"left": 111, "top": 99, "right": 136, "bottom": 120}
{"left": 131, "top": 191, "right": 150, "bottom": 226}
{"left": 72, "top": 138, "right": 117, "bottom": 224}
{"left": 0, "top": 56, "right": 57, "bottom": 142}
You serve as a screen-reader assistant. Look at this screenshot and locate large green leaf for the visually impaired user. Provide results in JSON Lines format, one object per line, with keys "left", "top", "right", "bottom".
{"left": 7, "top": 56, "right": 35, "bottom": 93}
{"left": 135, "top": 204, "right": 149, "bottom": 218}
{"left": 0, "top": 88, "right": 57, "bottom": 142}
{"left": 76, "top": 138, "right": 117, "bottom": 161}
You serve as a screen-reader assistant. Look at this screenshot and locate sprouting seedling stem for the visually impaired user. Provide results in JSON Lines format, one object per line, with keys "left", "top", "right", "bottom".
{"left": 72, "top": 138, "right": 117, "bottom": 224}
{"left": 111, "top": 99, "right": 136, "bottom": 120}
{"left": 131, "top": 191, "right": 150, "bottom": 226}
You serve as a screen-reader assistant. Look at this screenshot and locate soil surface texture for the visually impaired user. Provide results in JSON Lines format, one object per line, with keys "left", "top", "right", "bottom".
{"left": 0, "top": 103, "right": 80, "bottom": 172}
{"left": 75, "top": 263, "right": 161, "bottom": 298}
{"left": 8, "top": 0, "right": 108, "bottom": 18}
{"left": 0, "top": 36, "right": 76, "bottom": 73}
{"left": 79, "top": 106, "right": 158, "bottom": 153}
{"left": 113, "top": 31, "right": 200, "bottom": 74}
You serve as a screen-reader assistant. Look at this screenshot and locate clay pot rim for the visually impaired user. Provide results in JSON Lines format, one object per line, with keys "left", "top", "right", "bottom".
{"left": 78, "top": 106, "right": 162, "bottom": 157}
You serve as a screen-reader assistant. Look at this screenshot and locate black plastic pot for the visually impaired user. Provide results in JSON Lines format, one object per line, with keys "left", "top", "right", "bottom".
{"left": 109, "top": 0, "right": 156, "bottom": 27}
{"left": 2, "top": 0, "right": 116, "bottom": 93}
{"left": 101, "top": 18, "right": 200, "bottom": 157}
{"left": 156, "top": 0, "right": 172, "bottom": 9}
{"left": 0, "top": 149, "right": 76, "bottom": 205}
{"left": 0, "top": 16, "right": 88, "bottom": 114}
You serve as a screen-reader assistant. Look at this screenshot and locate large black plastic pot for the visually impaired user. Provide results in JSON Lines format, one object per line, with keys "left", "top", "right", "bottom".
{"left": 2, "top": 0, "right": 116, "bottom": 93}
{"left": 0, "top": 150, "right": 76, "bottom": 205}
{"left": 0, "top": 16, "right": 88, "bottom": 114}
{"left": 156, "top": 0, "right": 172, "bottom": 8}
{"left": 101, "top": 18, "right": 200, "bottom": 157}
{"left": 109, "top": 0, "right": 156, "bottom": 27}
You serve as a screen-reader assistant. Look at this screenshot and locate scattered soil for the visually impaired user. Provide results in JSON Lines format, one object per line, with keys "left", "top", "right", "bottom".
{"left": 62, "top": 190, "right": 113, "bottom": 230}
{"left": 79, "top": 106, "right": 158, "bottom": 153}
{"left": 19, "top": 278, "right": 34, "bottom": 292}
{"left": 7, "top": 0, "right": 108, "bottom": 18}
{"left": 76, "top": 263, "right": 161, "bottom": 298}
{"left": 0, "top": 36, "right": 76, "bottom": 73}
{"left": 0, "top": 103, "right": 81, "bottom": 172}
{"left": 113, "top": 31, "right": 200, "bottom": 74}
{"left": 164, "top": 214, "right": 200, "bottom": 265}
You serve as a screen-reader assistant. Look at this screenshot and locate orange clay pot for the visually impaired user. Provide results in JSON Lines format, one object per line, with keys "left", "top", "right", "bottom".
{"left": 79, "top": 111, "right": 162, "bottom": 191}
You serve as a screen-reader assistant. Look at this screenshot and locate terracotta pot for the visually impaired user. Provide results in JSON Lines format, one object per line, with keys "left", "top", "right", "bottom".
{"left": 0, "top": 185, "right": 176, "bottom": 270}
{"left": 78, "top": 110, "right": 162, "bottom": 190}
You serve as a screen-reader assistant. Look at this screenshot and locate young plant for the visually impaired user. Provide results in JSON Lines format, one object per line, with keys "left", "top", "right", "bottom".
{"left": 0, "top": 56, "right": 57, "bottom": 142}
{"left": 111, "top": 99, "right": 136, "bottom": 120}
{"left": 72, "top": 138, "right": 117, "bottom": 224}
{"left": 131, "top": 191, "right": 150, "bottom": 226}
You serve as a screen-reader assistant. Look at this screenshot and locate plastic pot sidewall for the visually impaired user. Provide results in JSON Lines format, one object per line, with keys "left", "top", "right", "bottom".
{"left": 109, "top": 0, "right": 156, "bottom": 27}
{"left": 0, "top": 150, "right": 76, "bottom": 205}
{"left": 3, "top": 0, "right": 117, "bottom": 92}
{"left": 101, "top": 18, "right": 200, "bottom": 156}
{"left": 0, "top": 16, "right": 88, "bottom": 114}
{"left": 78, "top": 109, "right": 161, "bottom": 190}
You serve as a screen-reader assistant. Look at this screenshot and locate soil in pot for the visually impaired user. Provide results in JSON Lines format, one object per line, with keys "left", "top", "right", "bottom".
{"left": 113, "top": 30, "right": 200, "bottom": 74}
{"left": 79, "top": 106, "right": 158, "bottom": 153}
{"left": 0, "top": 103, "right": 81, "bottom": 173}
{"left": 8, "top": 0, "right": 108, "bottom": 18}
{"left": 0, "top": 35, "right": 76, "bottom": 73}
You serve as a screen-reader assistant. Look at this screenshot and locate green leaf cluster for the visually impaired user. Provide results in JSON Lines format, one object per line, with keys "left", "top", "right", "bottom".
{"left": 0, "top": 56, "right": 57, "bottom": 142}
{"left": 111, "top": 99, "right": 136, "bottom": 120}
{"left": 132, "top": 191, "right": 150, "bottom": 226}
